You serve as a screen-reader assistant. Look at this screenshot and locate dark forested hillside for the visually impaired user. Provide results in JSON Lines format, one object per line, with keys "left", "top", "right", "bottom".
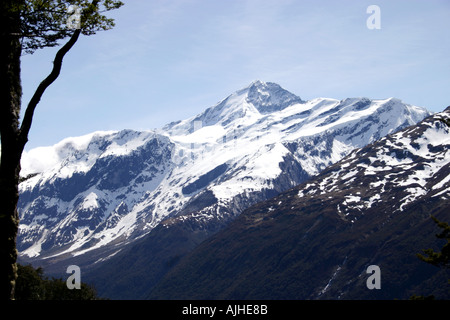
{"left": 147, "top": 108, "right": 450, "bottom": 300}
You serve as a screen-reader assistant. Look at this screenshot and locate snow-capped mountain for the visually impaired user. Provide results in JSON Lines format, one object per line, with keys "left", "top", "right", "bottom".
{"left": 296, "top": 109, "right": 450, "bottom": 220}
{"left": 17, "top": 80, "right": 430, "bottom": 269}
{"left": 147, "top": 107, "right": 450, "bottom": 300}
{"left": 19, "top": 130, "right": 174, "bottom": 257}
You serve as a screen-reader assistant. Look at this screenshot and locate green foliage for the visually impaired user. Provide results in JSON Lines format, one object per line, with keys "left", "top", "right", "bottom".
{"left": 14, "top": 0, "right": 124, "bottom": 54}
{"left": 15, "top": 264, "right": 101, "bottom": 300}
{"left": 1, "top": 0, "right": 122, "bottom": 300}
{"left": 417, "top": 216, "right": 450, "bottom": 269}
{"left": 412, "top": 216, "right": 450, "bottom": 299}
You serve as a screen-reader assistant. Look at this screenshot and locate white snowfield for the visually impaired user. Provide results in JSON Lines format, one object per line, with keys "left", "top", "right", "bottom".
{"left": 18, "top": 80, "right": 431, "bottom": 259}
{"left": 298, "top": 109, "right": 450, "bottom": 220}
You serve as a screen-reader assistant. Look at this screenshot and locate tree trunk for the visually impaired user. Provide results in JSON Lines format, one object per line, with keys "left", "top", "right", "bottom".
{"left": 1, "top": 1, "right": 81, "bottom": 299}
{"left": 0, "top": 149, "right": 22, "bottom": 301}
{"left": 0, "top": 1, "right": 24, "bottom": 300}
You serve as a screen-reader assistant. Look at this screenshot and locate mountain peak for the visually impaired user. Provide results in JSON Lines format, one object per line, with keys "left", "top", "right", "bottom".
{"left": 248, "top": 79, "right": 266, "bottom": 87}
{"left": 244, "top": 80, "right": 304, "bottom": 114}
{"left": 166, "top": 81, "right": 305, "bottom": 131}
{"left": 18, "top": 80, "right": 432, "bottom": 270}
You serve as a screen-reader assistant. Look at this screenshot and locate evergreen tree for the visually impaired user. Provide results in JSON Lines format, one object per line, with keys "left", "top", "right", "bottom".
{"left": 417, "top": 216, "right": 450, "bottom": 270}
{"left": 412, "top": 216, "right": 450, "bottom": 299}
{"left": 15, "top": 264, "right": 100, "bottom": 300}
{"left": 14, "top": 264, "right": 45, "bottom": 300}
{"left": 0, "top": 0, "right": 123, "bottom": 300}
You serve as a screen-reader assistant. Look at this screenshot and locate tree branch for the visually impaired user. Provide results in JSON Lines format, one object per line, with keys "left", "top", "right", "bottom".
{"left": 19, "top": 28, "right": 81, "bottom": 148}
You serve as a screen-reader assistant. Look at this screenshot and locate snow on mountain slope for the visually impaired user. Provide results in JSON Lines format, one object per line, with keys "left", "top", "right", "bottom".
{"left": 146, "top": 107, "right": 450, "bottom": 301}
{"left": 17, "top": 80, "right": 431, "bottom": 261}
{"left": 297, "top": 108, "right": 450, "bottom": 221}
{"left": 19, "top": 130, "right": 174, "bottom": 258}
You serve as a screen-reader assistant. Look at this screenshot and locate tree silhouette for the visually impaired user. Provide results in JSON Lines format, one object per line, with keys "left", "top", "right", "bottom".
{"left": 411, "top": 216, "right": 450, "bottom": 299}
{"left": 0, "top": 0, "right": 123, "bottom": 300}
{"left": 417, "top": 216, "right": 450, "bottom": 270}
{"left": 15, "top": 264, "right": 100, "bottom": 300}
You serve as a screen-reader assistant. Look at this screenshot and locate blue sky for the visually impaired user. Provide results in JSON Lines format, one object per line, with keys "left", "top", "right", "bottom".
{"left": 20, "top": 0, "right": 450, "bottom": 150}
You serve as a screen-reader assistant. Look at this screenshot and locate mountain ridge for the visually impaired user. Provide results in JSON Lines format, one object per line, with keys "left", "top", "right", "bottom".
{"left": 16, "top": 81, "right": 432, "bottom": 298}
{"left": 147, "top": 106, "right": 450, "bottom": 300}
